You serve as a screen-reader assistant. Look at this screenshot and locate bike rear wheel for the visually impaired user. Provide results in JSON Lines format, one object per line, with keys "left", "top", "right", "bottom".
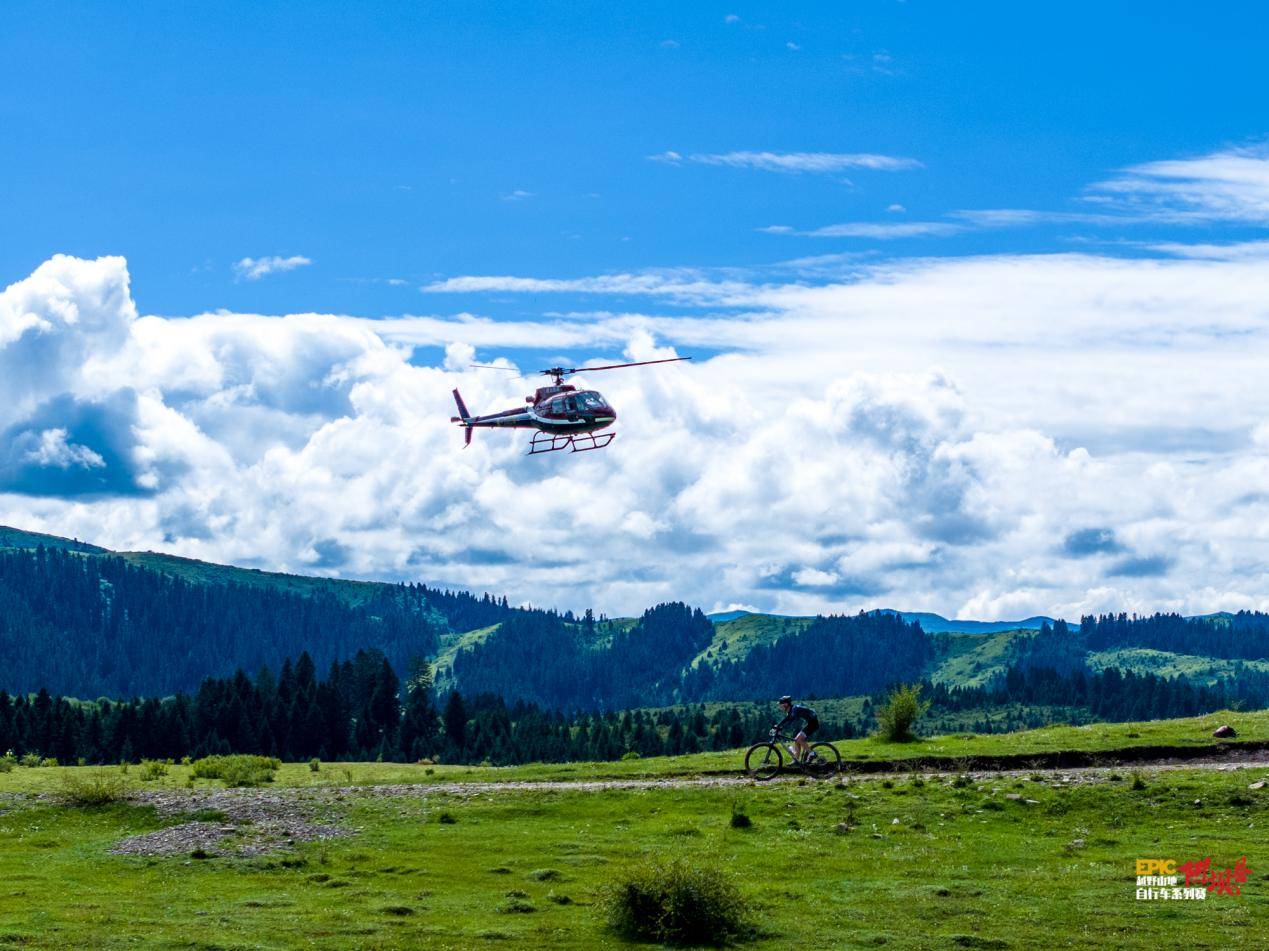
{"left": 744, "top": 742, "right": 783, "bottom": 780}
{"left": 807, "top": 742, "right": 842, "bottom": 778}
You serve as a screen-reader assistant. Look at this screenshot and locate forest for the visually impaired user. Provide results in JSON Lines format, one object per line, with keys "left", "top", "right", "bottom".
{"left": 3, "top": 541, "right": 1269, "bottom": 760}
{"left": 3, "top": 646, "right": 1265, "bottom": 767}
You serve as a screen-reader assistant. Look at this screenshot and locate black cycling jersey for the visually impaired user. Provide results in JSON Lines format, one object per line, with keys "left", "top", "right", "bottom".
{"left": 777, "top": 704, "right": 819, "bottom": 733}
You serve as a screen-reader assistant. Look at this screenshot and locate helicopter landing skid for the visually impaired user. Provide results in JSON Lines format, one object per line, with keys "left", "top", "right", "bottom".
{"left": 528, "top": 431, "right": 616, "bottom": 455}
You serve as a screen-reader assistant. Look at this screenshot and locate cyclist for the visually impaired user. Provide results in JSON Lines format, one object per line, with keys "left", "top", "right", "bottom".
{"left": 774, "top": 695, "right": 819, "bottom": 763}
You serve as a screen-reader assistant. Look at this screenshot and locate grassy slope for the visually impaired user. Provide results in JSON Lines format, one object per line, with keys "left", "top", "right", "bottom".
{"left": 0, "top": 525, "right": 106, "bottom": 554}
{"left": 1, "top": 732, "right": 1265, "bottom": 947}
{"left": 1089, "top": 648, "right": 1269, "bottom": 685}
{"left": 433, "top": 624, "right": 502, "bottom": 685}
{"left": 928, "top": 630, "right": 1033, "bottom": 688}
{"left": 117, "top": 551, "right": 395, "bottom": 607}
{"left": 689, "top": 614, "right": 813, "bottom": 668}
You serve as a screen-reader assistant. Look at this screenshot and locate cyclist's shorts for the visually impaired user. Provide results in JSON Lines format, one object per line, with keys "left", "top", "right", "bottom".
{"left": 800, "top": 720, "right": 820, "bottom": 737}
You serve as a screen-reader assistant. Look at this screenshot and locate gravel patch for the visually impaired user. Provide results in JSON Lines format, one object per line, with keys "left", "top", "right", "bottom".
{"left": 110, "top": 817, "right": 348, "bottom": 857}
{"left": 107, "top": 787, "right": 351, "bottom": 858}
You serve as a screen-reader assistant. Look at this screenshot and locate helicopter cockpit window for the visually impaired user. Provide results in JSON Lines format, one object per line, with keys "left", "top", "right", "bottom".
{"left": 578, "top": 392, "right": 605, "bottom": 410}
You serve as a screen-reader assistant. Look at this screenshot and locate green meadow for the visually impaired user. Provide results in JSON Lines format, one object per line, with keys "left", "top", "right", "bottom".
{"left": 0, "top": 710, "right": 1265, "bottom": 949}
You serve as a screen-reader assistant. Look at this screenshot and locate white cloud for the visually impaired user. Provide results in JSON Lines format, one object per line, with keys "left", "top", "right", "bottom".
{"left": 6, "top": 245, "right": 1269, "bottom": 621}
{"left": 1088, "top": 145, "right": 1269, "bottom": 224}
{"left": 649, "top": 150, "right": 922, "bottom": 173}
{"left": 12, "top": 143, "right": 1269, "bottom": 618}
{"left": 761, "top": 221, "right": 963, "bottom": 239}
{"left": 22, "top": 429, "right": 105, "bottom": 470}
{"left": 233, "top": 255, "right": 313, "bottom": 281}
{"left": 499, "top": 190, "right": 536, "bottom": 202}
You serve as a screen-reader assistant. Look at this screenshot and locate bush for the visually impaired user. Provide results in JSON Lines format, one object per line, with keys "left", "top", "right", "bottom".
{"left": 875, "top": 684, "right": 932, "bottom": 742}
{"left": 190, "top": 755, "right": 280, "bottom": 787}
{"left": 39, "top": 757, "right": 59, "bottom": 768}
{"left": 621, "top": 751, "right": 641, "bottom": 761}
{"left": 602, "top": 858, "right": 751, "bottom": 946}
{"left": 0, "top": 752, "right": 15, "bottom": 773}
{"left": 139, "top": 759, "right": 169, "bottom": 781}
{"left": 309, "top": 758, "right": 321, "bottom": 773}
{"left": 20, "top": 753, "right": 42, "bottom": 768}
{"left": 729, "top": 803, "right": 752, "bottom": 829}
{"left": 57, "top": 768, "right": 130, "bottom": 806}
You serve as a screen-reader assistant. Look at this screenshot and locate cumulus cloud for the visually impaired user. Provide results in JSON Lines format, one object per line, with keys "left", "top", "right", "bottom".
{"left": 233, "top": 255, "right": 313, "bottom": 281}
{"left": 9, "top": 181, "right": 1269, "bottom": 620}
{"left": 649, "top": 150, "right": 921, "bottom": 173}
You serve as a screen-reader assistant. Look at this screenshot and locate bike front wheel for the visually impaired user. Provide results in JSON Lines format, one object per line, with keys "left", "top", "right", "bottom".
{"left": 807, "top": 742, "right": 842, "bottom": 778}
{"left": 744, "top": 742, "right": 783, "bottom": 781}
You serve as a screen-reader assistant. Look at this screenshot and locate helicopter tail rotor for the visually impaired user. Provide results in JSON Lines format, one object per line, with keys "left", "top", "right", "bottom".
{"left": 451, "top": 389, "right": 475, "bottom": 448}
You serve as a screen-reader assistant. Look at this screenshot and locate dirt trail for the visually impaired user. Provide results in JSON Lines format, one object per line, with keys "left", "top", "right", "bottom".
{"left": 130, "top": 744, "right": 1269, "bottom": 805}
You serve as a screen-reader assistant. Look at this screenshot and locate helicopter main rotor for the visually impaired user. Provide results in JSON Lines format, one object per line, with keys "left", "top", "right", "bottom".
{"left": 537, "top": 356, "right": 691, "bottom": 386}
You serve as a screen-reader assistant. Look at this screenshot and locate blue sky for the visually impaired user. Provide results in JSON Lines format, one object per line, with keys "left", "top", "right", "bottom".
{"left": 4, "top": 3, "right": 1269, "bottom": 619}
{"left": 5, "top": 1, "right": 1268, "bottom": 319}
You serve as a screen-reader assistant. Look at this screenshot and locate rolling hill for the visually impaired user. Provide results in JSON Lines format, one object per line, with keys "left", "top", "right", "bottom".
{"left": 2, "top": 525, "right": 1267, "bottom": 716}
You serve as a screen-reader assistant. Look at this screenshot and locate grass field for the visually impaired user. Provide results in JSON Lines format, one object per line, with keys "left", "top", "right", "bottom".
{"left": 0, "top": 711, "right": 1265, "bottom": 949}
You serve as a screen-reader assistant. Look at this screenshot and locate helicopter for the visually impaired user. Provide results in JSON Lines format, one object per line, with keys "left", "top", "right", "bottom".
{"left": 451, "top": 357, "right": 691, "bottom": 454}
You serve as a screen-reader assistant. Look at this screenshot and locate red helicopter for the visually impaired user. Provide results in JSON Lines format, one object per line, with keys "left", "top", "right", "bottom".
{"left": 451, "top": 357, "right": 691, "bottom": 454}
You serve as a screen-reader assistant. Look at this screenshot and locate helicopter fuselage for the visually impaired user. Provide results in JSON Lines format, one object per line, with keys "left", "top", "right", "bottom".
{"left": 454, "top": 385, "right": 617, "bottom": 435}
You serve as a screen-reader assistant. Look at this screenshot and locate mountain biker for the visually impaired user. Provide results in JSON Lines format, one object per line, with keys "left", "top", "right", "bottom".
{"left": 774, "top": 695, "right": 819, "bottom": 763}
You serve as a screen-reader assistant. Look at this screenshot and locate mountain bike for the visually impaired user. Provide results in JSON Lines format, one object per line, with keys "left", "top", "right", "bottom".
{"left": 744, "top": 728, "right": 842, "bottom": 780}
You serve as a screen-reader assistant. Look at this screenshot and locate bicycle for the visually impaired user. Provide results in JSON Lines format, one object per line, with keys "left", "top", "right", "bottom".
{"left": 744, "top": 728, "right": 842, "bottom": 780}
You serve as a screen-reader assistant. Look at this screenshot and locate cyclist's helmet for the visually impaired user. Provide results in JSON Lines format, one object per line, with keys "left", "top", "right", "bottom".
{"left": 778, "top": 695, "right": 792, "bottom": 704}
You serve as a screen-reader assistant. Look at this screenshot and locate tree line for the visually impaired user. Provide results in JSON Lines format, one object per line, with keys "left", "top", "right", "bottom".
{"left": 0, "top": 649, "right": 858, "bottom": 766}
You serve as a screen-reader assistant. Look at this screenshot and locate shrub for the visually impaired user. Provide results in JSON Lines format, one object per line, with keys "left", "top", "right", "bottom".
{"left": 1131, "top": 773, "right": 1147, "bottom": 791}
{"left": 496, "top": 898, "right": 536, "bottom": 914}
{"left": 309, "top": 758, "right": 321, "bottom": 773}
{"left": 139, "top": 759, "right": 169, "bottom": 781}
{"left": 20, "top": 753, "right": 42, "bottom": 768}
{"left": 57, "top": 768, "right": 130, "bottom": 806}
{"left": 39, "top": 757, "right": 59, "bottom": 768}
{"left": 602, "top": 858, "right": 751, "bottom": 946}
{"left": 875, "top": 684, "right": 931, "bottom": 743}
{"left": 0, "top": 752, "right": 15, "bottom": 773}
{"left": 621, "top": 751, "right": 641, "bottom": 761}
{"left": 729, "top": 803, "right": 752, "bottom": 829}
{"left": 190, "top": 755, "right": 280, "bottom": 787}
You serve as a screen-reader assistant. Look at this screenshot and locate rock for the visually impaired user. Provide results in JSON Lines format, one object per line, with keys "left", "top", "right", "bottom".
{"left": 1024, "top": 799, "right": 1040, "bottom": 805}
{"left": 1070, "top": 839, "right": 1085, "bottom": 849}
{"left": 1193, "top": 799, "right": 1203, "bottom": 807}
{"left": 1249, "top": 781, "right": 1266, "bottom": 790}
{"left": 1005, "top": 793, "right": 1022, "bottom": 801}
{"left": 1212, "top": 725, "right": 1237, "bottom": 738}
{"left": 891, "top": 818, "right": 900, "bottom": 825}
